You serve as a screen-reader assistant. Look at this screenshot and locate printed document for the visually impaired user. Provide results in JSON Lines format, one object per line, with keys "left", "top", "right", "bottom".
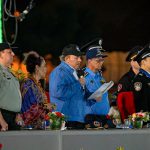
{"left": 88, "top": 81, "right": 114, "bottom": 100}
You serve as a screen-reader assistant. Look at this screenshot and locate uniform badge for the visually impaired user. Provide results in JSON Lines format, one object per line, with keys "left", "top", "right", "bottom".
{"left": 100, "top": 79, "right": 106, "bottom": 84}
{"left": 117, "top": 84, "right": 122, "bottom": 92}
{"left": 134, "top": 82, "right": 142, "bottom": 91}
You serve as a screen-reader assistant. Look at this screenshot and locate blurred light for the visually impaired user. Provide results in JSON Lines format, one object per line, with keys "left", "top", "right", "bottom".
{"left": 0, "top": 0, "right": 2, "bottom": 42}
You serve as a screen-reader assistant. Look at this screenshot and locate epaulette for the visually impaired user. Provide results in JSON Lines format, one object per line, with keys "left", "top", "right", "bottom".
{"left": 84, "top": 71, "right": 89, "bottom": 77}
{"left": 139, "top": 73, "right": 143, "bottom": 76}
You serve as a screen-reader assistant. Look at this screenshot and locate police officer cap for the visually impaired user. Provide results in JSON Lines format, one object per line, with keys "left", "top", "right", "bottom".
{"left": 126, "top": 45, "right": 143, "bottom": 62}
{"left": 62, "top": 44, "right": 84, "bottom": 56}
{"left": 0, "top": 43, "right": 11, "bottom": 51}
{"left": 86, "top": 45, "right": 107, "bottom": 60}
{"left": 134, "top": 44, "right": 150, "bottom": 63}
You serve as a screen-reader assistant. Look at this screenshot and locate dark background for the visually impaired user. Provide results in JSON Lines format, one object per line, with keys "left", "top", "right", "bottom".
{"left": 4, "top": 0, "right": 150, "bottom": 56}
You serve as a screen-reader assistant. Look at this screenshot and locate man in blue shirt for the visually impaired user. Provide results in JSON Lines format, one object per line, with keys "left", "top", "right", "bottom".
{"left": 49, "top": 44, "right": 90, "bottom": 129}
{"left": 84, "top": 45, "right": 110, "bottom": 116}
{"left": 83, "top": 45, "right": 115, "bottom": 128}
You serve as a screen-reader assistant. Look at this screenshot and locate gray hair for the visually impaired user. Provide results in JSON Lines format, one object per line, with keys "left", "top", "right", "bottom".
{"left": 59, "top": 55, "right": 65, "bottom": 61}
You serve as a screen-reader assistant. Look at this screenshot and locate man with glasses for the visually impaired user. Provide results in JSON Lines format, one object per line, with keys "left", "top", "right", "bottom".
{"left": 84, "top": 45, "right": 112, "bottom": 128}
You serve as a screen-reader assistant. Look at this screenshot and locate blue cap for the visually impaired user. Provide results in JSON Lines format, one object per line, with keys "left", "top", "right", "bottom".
{"left": 86, "top": 45, "right": 107, "bottom": 60}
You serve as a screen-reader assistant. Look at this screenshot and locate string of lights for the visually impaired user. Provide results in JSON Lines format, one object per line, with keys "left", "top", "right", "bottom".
{"left": 2, "top": 0, "right": 35, "bottom": 45}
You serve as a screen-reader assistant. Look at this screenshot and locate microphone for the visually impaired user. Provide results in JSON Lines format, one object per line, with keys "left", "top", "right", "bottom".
{"left": 77, "top": 68, "right": 88, "bottom": 90}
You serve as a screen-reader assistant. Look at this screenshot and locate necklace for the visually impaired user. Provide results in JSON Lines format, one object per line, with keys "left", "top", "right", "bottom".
{"left": 28, "top": 74, "right": 48, "bottom": 104}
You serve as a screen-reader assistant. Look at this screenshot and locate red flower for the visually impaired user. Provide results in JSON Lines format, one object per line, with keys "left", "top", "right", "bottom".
{"left": 45, "top": 114, "right": 50, "bottom": 120}
{"left": 55, "top": 112, "right": 63, "bottom": 117}
{"left": 106, "top": 114, "right": 110, "bottom": 119}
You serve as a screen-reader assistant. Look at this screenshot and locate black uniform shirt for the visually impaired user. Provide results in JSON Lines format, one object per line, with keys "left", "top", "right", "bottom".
{"left": 131, "top": 69, "right": 150, "bottom": 112}
{"left": 117, "top": 68, "right": 136, "bottom": 93}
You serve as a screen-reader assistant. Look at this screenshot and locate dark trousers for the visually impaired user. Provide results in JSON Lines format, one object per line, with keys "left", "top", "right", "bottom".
{"left": 66, "top": 121, "right": 85, "bottom": 130}
{"left": 1, "top": 109, "right": 20, "bottom": 130}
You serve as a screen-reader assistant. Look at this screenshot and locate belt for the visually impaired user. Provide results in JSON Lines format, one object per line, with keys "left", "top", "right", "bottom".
{"left": 0, "top": 108, "right": 18, "bottom": 115}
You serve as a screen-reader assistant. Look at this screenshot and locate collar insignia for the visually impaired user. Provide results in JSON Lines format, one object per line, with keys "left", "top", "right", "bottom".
{"left": 117, "top": 84, "right": 122, "bottom": 92}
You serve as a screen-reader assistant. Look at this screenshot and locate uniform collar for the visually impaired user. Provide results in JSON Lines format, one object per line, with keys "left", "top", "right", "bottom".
{"left": 140, "top": 68, "right": 150, "bottom": 78}
{"left": 0, "top": 64, "right": 9, "bottom": 71}
{"left": 61, "top": 61, "right": 75, "bottom": 72}
{"left": 85, "top": 67, "right": 100, "bottom": 77}
{"left": 61, "top": 61, "right": 79, "bottom": 80}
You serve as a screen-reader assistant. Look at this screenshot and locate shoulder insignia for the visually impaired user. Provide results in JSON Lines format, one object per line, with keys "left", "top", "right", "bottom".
{"left": 117, "top": 84, "right": 122, "bottom": 92}
{"left": 134, "top": 82, "right": 142, "bottom": 91}
{"left": 84, "top": 71, "right": 89, "bottom": 77}
{"left": 139, "top": 73, "right": 143, "bottom": 76}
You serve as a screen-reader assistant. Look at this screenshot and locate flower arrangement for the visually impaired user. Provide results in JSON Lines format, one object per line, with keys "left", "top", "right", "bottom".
{"left": 130, "top": 112, "right": 149, "bottom": 122}
{"left": 45, "top": 111, "right": 66, "bottom": 130}
{"left": 129, "top": 112, "right": 150, "bottom": 128}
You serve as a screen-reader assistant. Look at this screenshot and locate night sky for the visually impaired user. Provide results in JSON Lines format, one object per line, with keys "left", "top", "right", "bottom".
{"left": 4, "top": 0, "right": 150, "bottom": 56}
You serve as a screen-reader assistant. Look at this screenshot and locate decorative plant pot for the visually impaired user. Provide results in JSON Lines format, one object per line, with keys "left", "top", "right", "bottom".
{"left": 50, "top": 119, "right": 62, "bottom": 130}
{"left": 132, "top": 120, "right": 143, "bottom": 129}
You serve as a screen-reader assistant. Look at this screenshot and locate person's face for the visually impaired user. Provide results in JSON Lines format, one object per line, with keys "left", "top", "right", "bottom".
{"left": 65, "top": 55, "right": 82, "bottom": 70}
{"left": 131, "top": 60, "right": 140, "bottom": 70}
{"left": 141, "top": 57, "right": 150, "bottom": 72}
{"left": 88, "top": 57, "right": 104, "bottom": 71}
{"left": 0, "top": 48, "right": 15, "bottom": 67}
{"left": 37, "top": 59, "right": 47, "bottom": 79}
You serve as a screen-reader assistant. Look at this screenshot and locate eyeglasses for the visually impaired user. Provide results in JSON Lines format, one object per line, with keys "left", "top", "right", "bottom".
{"left": 93, "top": 58, "right": 105, "bottom": 63}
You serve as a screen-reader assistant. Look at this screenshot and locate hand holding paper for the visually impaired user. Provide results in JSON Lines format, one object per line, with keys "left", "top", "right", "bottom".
{"left": 88, "top": 81, "right": 114, "bottom": 100}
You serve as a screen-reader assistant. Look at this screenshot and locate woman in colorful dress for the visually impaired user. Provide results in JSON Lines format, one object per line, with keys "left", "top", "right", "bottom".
{"left": 20, "top": 51, "right": 51, "bottom": 129}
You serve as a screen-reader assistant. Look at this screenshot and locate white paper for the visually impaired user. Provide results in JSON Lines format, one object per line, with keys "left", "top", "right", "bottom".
{"left": 88, "top": 81, "right": 114, "bottom": 100}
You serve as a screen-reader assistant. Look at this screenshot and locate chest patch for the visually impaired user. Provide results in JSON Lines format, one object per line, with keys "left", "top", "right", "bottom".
{"left": 134, "top": 82, "right": 142, "bottom": 91}
{"left": 117, "top": 84, "right": 122, "bottom": 92}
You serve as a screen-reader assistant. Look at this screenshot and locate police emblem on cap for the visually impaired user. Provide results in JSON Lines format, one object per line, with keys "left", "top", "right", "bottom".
{"left": 117, "top": 84, "right": 122, "bottom": 92}
{"left": 134, "top": 82, "right": 142, "bottom": 91}
{"left": 76, "top": 46, "right": 80, "bottom": 52}
{"left": 96, "top": 49, "right": 102, "bottom": 56}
